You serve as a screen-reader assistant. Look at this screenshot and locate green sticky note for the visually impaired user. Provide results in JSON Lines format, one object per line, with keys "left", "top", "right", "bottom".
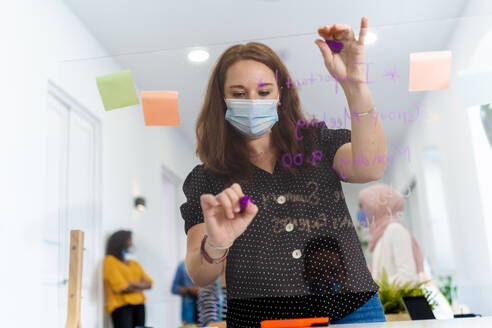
{"left": 96, "top": 70, "right": 140, "bottom": 111}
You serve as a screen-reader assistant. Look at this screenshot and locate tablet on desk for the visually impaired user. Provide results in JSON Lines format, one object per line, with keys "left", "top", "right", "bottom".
{"left": 402, "top": 296, "right": 436, "bottom": 320}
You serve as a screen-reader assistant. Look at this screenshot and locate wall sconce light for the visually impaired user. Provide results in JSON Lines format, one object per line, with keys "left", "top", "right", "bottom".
{"left": 134, "top": 197, "right": 146, "bottom": 212}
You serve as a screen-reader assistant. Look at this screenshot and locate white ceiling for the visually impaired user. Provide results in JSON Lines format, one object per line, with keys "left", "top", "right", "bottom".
{"left": 64, "top": 0, "right": 487, "bottom": 147}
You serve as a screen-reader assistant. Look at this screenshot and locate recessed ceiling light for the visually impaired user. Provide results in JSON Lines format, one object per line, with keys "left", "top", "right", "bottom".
{"left": 188, "top": 49, "right": 209, "bottom": 62}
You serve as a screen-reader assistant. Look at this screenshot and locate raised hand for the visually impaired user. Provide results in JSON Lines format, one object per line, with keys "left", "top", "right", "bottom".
{"left": 200, "top": 183, "right": 258, "bottom": 250}
{"left": 314, "top": 16, "right": 369, "bottom": 86}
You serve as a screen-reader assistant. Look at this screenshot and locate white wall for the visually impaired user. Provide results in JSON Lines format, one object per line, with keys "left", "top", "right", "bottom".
{"left": 0, "top": 1, "right": 45, "bottom": 327}
{"left": 1, "top": 0, "right": 199, "bottom": 327}
{"left": 387, "top": 4, "right": 492, "bottom": 315}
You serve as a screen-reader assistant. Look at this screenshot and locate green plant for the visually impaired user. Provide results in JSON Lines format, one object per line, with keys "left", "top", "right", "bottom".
{"left": 437, "top": 275, "right": 457, "bottom": 305}
{"left": 375, "top": 268, "right": 438, "bottom": 314}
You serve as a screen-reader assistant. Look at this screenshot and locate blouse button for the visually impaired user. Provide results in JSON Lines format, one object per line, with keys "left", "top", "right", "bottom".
{"left": 277, "top": 195, "right": 286, "bottom": 204}
{"left": 285, "top": 223, "right": 294, "bottom": 232}
{"left": 292, "top": 249, "right": 302, "bottom": 259}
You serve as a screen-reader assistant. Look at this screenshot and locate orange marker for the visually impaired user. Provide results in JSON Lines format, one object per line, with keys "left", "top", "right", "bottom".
{"left": 261, "top": 317, "right": 329, "bottom": 328}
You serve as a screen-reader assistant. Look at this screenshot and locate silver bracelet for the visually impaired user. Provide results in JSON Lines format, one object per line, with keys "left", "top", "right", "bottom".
{"left": 355, "top": 107, "right": 376, "bottom": 117}
{"left": 201, "top": 235, "right": 229, "bottom": 265}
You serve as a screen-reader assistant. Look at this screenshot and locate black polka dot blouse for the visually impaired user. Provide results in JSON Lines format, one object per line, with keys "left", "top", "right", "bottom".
{"left": 180, "top": 126, "right": 379, "bottom": 328}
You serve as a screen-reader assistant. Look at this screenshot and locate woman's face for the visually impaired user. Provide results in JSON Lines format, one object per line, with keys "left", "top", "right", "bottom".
{"left": 126, "top": 238, "right": 133, "bottom": 249}
{"left": 224, "top": 59, "right": 280, "bottom": 104}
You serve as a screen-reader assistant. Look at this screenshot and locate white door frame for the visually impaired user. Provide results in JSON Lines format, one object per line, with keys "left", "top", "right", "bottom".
{"left": 47, "top": 80, "right": 103, "bottom": 327}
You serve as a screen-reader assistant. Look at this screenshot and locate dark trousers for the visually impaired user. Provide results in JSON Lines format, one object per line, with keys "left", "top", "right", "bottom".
{"left": 111, "top": 304, "right": 146, "bottom": 328}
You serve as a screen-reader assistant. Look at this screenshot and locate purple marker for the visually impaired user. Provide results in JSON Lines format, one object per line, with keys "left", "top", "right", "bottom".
{"left": 239, "top": 195, "right": 256, "bottom": 213}
{"left": 325, "top": 40, "right": 343, "bottom": 53}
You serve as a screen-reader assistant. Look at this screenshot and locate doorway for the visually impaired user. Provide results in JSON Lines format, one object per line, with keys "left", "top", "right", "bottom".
{"left": 42, "top": 81, "right": 102, "bottom": 327}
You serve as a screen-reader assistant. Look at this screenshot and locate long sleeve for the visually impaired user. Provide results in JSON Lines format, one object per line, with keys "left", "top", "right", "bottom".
{"left": 387, "top": 223, "right": 419, "bottom": 284}
{"left": 171, "top": 262, "right": 184, "bottom": 295}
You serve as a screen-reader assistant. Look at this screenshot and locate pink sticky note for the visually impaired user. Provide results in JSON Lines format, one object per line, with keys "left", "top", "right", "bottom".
{"left": 408, "top": 51, "right": 452, "bottom": 91}
{"left": 141, "top": 91, "right": 180, "bottom": 126}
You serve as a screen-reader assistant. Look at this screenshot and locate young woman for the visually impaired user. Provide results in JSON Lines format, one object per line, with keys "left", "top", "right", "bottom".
{"left": 180, "top": 17, "right": 388, "bottom": 327}
{"left": 358, "top": 183, "right": 421, "bottom": 284}
{"left": 358, "top": 183, "right": 454, "bottom": 319}
{"left": 103, "top": 230, "right": 153, "bottom": 328}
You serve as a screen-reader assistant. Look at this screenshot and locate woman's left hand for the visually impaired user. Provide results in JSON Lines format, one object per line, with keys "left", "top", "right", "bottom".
{"left": 315, "top": 16, "right": 369, "bottom": 87}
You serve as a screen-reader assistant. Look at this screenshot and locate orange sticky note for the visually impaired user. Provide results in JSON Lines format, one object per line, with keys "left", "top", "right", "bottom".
{"left": 261, "top": 317, "right": 329, "bottom": 328}
{"left": 408, "top": 51, "right": 452, "bottom": 91}
{"left": 141, "top": 91, "right": 180, "bottom": 126}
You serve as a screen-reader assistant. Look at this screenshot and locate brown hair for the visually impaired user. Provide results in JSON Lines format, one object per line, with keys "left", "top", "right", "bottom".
{"left": 196, "top": 42, "right": 317, "bottom": 186}
{"left": 106, "top": 230, "right": 131, "bottom": 262}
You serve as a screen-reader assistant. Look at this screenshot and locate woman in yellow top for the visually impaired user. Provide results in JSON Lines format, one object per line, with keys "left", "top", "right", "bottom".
{"left": 104, "top": 230, "right": 153, "bottom": 328}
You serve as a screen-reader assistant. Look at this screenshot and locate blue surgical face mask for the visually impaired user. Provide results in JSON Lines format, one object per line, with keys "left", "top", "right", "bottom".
{"left": 122, "top": 246, "right": 136, "bottom": 259}
{"left": 357, "top": 210, "right": 368, "bottom": 227}
{"left": 224, "top": 98, "right": 279, "bottom": 138}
